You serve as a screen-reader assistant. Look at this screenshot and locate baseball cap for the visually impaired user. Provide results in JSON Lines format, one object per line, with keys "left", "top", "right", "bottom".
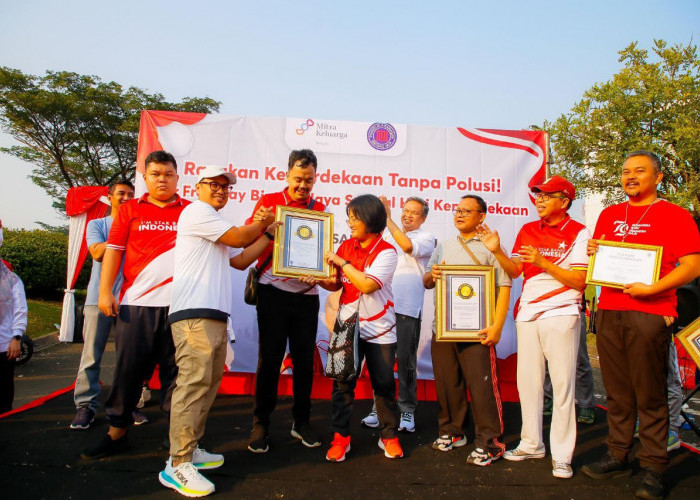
{"left": 197, "top": 165, "right": 237, "bottom": 185}
{"left": 531, "top": 175, "right": 575, "bottom": 200}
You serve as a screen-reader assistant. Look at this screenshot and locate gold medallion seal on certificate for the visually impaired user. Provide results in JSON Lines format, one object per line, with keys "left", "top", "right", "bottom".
{"left": 435, "top": 266, "right": 495, "bottom": 342}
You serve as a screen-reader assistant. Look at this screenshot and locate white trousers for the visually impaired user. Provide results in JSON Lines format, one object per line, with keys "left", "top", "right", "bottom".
{"left": 515, "top": 315, "right": 579, "bottom": 463}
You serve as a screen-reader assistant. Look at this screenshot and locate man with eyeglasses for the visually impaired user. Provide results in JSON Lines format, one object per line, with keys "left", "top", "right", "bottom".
{"left": 160, "top": 166, "right": 275, "bottom": 496}
{"left": 477, "top": 175, "right": 590, "bottom": 479}
{"left": 423, "top": 195, "right": 512, "bottom": 466}
{"left": 358, "top": 196, "right": 435, "bottom": 433}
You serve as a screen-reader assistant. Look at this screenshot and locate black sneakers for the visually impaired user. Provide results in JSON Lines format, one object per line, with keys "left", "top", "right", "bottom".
{"left": 291, "top": 421, "right": 322, "bottom": 448}
{"left": 635, "top": 468, "right": 664, "bottom": 500}
{"left": 581, "top": 453, "right": 632, "bottom": 480}
{"left": 70, "top": 407, "right": 96, "bottom": 430}
{"left": 247, "top": 425, "right": 270, "bottom": 453}
{"left": 80, "top": 434, "right": 128, "bottom": 459}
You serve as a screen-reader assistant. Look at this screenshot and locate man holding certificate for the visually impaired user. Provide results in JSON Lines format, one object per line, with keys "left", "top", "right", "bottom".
{"left": 477, "top": 175, "right": 590, "bottom": 479}
{"left": 581, "top": 151, "right": 700, "bottom": 500}
{"left": 423, "top": 194, "right": 512, "bottom": 466}
{"left": 245, "top": 149, "right": 327, "bottom": 454}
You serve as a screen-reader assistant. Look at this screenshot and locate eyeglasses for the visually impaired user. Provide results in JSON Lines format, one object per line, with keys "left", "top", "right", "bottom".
{"left": 402, "top": 209, "right": 424, "bottom": 217}
{"left": 346, "top": 218, "right": 361, "bottom": 226}
{"left": 534, "top": 192, "right": 566, "bottom": 202}
{"left": 199, "top": 181, "right": 233, "bottom": 192}
{"left": 452, "top": 209, "right": 483, "bottom": 217}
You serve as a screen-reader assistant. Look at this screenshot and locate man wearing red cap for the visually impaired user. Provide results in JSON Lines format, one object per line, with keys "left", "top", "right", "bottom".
{"left": 477, "top": 175, "right": 590, "bottom": 479}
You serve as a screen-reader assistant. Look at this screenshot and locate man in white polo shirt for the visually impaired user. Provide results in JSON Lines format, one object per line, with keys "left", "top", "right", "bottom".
{"left": 159, "top": 166, "right": 274, "bottom": 497}
{"left": 360, "top": 196, "right": 435, "bottom": 432}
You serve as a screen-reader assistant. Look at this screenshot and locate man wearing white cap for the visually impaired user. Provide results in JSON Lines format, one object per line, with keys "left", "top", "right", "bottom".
{"left": 159, "top": 166, "right": 275, "bottom": 497}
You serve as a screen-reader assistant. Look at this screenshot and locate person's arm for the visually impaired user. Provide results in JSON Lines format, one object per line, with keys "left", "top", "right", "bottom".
{"left": 7, "top": 275, "right": 27, "bottom": 360}
{"left": 379, "top": 195, "right": 413, "bottom": 254}
{"left": 476, "top": 223, "right": 523, "bottom": 278}
{"left": 229, "top": 221, "right": 281, "bottom": 270}
{"left": 98, "top": 248, "right": 123, "bottom": 316}
{"left": 218, "top": 206, "right": 274, "bottom": 248}
{"left": 623, "top": 253, "right": 700, "bottom": 299}
{"left": 325, "top": 251, "right": 381, "bottom": 294}
{"left": 88, "top": 242, "right": 108, "bottom": 262}
{"left": 480, "top": 286, "right": 511, "bottom": 346}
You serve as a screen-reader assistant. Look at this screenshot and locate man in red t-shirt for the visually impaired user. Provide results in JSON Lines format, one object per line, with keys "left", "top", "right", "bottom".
{"left": 82, "top": 151, "right": 190, "bottom": 459}
{"left": 245, "top": 149, "right": 327, "bottom": 454}
{"left": 581, "top": 151, "right": 700, "bottom": 499}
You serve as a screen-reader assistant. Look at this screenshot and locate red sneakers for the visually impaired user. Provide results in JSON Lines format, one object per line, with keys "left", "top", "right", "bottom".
{"left": 378, "top": 437, "right": 404, "bottom": 459}
{"left": 326, "top": 433, "right": 351, "bottom": 462}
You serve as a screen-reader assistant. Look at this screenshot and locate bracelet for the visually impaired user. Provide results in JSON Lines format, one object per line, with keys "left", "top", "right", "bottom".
{"left": 264, "top": 231, "right": 275, "bottom": 241}
{"left": 341, "top": 260, "right": 351, "bottom": 268}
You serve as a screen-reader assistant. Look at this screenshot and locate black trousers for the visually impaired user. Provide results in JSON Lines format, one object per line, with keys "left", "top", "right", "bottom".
{"left": 331, "top": 340, "right": 398, "bottom": 439}
{"left": 254, "top": 284, "right": 319, "bottom": 428}
{"left": 105, "top": 306, "right": 177, "bottom": 428}
{"left": 0, "top": 352, "right": 15, "bottom": 413}
{"left": 596, "top": 309, "right": 671, "bottom": 472}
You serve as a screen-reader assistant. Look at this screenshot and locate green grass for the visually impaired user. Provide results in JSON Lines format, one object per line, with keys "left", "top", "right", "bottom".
{"left": 26, "top": 299, "right": 63, "bottom": 339}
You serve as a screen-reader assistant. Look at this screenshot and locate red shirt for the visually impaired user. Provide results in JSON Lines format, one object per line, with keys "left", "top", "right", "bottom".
{"left": 593, "top": 199, "right": 700, "bottom": 316}
{"left": 107, "top": 194, "right": 189, "bottom": 307}
{"left": 246, "top": 189, "right": 327, "bottom": 268}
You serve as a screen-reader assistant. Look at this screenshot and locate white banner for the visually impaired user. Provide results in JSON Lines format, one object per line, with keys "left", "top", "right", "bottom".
{"left": 138, "top": 112, "right": 548, "bottom": 379}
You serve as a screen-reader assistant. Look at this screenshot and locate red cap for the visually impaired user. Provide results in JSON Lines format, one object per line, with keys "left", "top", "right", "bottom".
{"left": 531, "top": 175, "right": 575, "bottom": 200}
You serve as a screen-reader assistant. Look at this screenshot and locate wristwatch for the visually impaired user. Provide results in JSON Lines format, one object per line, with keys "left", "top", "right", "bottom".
{"left": 264, "top": 231, "right": 275, "bottom": 241}
{"left": 341, "top": 260, "right": 351, "bottom": 268}
{"left": 12, "top": 335, "right": 21, "bottom": 341}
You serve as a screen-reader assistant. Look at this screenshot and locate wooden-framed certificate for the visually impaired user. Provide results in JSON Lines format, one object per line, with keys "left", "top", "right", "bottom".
{"left": 435, "top": 266, "right": 495, "bottom": 342}
{"left": 586, "top": 240, "right": 663, "bottom": 289}
{"left": 272, "top": 205, "right": 334, "bottom": 279}
{"left": 677, "top": 317, "right": 700, "bottom": 370}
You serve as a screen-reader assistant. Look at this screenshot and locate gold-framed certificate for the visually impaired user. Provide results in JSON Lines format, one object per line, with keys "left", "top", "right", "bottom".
{"left": 435, "top": 266, "right": 495, "bottom": 342}
{"left": 586, "top": 240, "right": 663, "bottom": 289}
{"left": 677, "top": 317, "right": 700, "bottom": 370}
{"left": 272, "top": 205, "right": 334, "bottom": 279}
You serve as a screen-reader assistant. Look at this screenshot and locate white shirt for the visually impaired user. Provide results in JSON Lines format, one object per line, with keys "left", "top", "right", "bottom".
{"left": 0, "top": 265, "right": 27, "bottom": 353}
{"left": 383, "top": 227, "right": 436, "bottom": 318}
{"left": 169, "top": 200, "right": 240, "bottom": 322}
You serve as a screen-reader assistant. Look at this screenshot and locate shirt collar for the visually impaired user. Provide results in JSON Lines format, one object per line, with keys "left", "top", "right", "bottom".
{"left": 539, "top": 214, "right": 571, "bottom": 230}
{"left": 137, "top": 193, "right": 184, "bottom": 207}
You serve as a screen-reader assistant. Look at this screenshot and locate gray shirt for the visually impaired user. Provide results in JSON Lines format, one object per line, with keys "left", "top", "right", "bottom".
{"left": 426, "top": 235, "right": 512, "bottom": 332}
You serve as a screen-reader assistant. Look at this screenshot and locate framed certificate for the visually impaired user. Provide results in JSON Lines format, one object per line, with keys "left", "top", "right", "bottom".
{"left": 435, "top": 266, "right": 495, "bottom": 342}
{"left": 272, "top": 205, "right": 334, "bottom": 279}
{"left": 677, "top": 317, "right": 700, "bottom": 370}
{"left": 586, "top": 240, "right": 663, "bottom": 289}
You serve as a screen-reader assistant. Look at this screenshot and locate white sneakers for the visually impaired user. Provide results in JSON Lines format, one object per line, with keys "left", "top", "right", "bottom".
{"left": 159, "top": 460, "right": 215, "bottom": 497}
{"left": 398, "top": 412, "right": 415, "bottom": 432}
{"left": 159, "top": 448, "right": 224, "bottom": 497}
{"left": 361, "top": 410, "right": 380, "bottom": 428}
{"left": 552, "top": 459, "right": 573, "bottom": 479}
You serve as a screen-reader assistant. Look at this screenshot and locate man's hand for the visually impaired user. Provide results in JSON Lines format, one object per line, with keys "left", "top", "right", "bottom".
{"left": 518, "top": 245, "right": 546, "bottom": 268}
{"left": 99, "top": 292, "right": 119, "bottom": 317}
{"left": 479, "top": 325, "right": 501, "bottom": 346}
{"left": 379, "top": 195, "right": 392, "bottom": 218}
{"left": 430, "top": 261, "right": 445, "bottom": 283}
{"left": 253, "top": 206, "right": 275, "bottom": 227}
{"left": 623, "top": 282, "right": 657, "bottom": 299}
{"left": 266, "top": 221, "right": 283, "bottom": 233}
{"left": 476, "top": 223, "right": 501, "bottom": 254}
{"left": 7, "top": 338, "right": 21, "bottom": 360}
{"left": 587, "top": 234, "right": 604, "bottom": 256}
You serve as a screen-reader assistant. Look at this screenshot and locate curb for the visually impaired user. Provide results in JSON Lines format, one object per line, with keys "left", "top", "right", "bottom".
{"left": 32, "top": 331, "right": 62, "bottom": 352}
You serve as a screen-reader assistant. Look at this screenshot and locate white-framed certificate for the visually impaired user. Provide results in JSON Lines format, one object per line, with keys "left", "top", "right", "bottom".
{"left": 435, "top": 266, "right": 495, "bottom": 342}
{"left": 586, "top": 240, "right": 662, "bottom": 289}
{"left": 272, "top": 205, "right": 334, "bottom": 279}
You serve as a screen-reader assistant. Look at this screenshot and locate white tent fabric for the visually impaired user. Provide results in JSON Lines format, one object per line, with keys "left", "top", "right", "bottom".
{"left": 59, "top": 212, "right": 88, "bottom": 342}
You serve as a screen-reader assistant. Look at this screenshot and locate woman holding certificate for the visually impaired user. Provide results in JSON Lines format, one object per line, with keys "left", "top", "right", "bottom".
{"left": 300, "top": 194, "right": 402, "bottom": 462}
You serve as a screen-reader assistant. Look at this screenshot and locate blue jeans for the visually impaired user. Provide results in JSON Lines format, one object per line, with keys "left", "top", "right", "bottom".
{"left": 73, "top": 305, "right": 113, "bottom": 410}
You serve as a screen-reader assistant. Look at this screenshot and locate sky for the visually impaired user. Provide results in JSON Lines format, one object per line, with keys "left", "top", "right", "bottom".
{"left": 0, "top": 0, "right": 698, "bottom": 229}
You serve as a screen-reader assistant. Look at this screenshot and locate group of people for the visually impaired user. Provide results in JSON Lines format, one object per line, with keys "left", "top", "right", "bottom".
{"left": 54, "top": 147, "right": 700, "bottom": 499}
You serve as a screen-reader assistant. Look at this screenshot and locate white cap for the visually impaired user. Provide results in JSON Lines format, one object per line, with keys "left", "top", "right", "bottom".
{"left": 197, "top": 165, "right": 237, "bottom": 185}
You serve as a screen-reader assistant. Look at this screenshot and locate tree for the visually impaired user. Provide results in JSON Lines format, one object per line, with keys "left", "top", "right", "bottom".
{"left": 0, "top": 67, "right": 220, "bottom": 212}
{"left": 545, "top": 39, "right": 700, "bottom": 215}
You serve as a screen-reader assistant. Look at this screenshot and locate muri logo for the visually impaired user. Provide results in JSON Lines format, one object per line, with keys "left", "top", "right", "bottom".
{"left": 367, "top": 123, "right": 397, "bottom": 151}
{"left": 296, "top": 119, "right": 315, "bottom": 135}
